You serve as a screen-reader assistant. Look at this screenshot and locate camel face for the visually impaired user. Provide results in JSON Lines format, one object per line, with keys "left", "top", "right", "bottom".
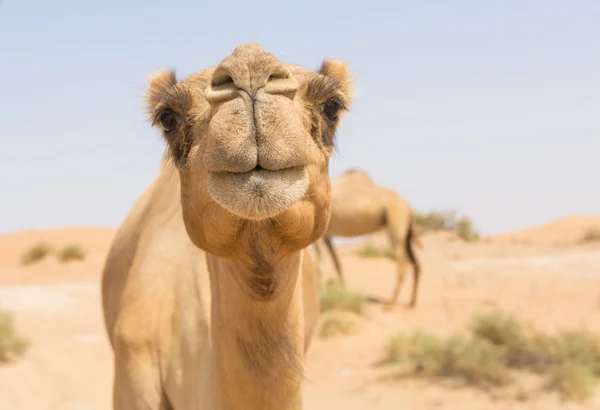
{"left": 146, "top": 43, "right": 353, "bottom": 258}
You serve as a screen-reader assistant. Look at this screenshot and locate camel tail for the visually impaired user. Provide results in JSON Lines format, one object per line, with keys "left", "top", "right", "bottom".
{"left": 406, "top": 214, "right": 423, "bottom": 307}
{"left": 323, "top": 235, "right": 345, "bottom": 287}
{"left": 408, "top": 214, "right": 423, "bottom": 249}
{"left": 406, "top": 215, "right": 422, "bottom": 277}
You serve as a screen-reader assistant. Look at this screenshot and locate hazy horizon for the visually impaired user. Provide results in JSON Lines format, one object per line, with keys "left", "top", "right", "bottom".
{"left": 1, "top": 1, "right": 598, "bottom": 236}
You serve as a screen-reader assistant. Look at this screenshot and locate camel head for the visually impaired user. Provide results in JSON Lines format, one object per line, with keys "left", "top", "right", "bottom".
{"left": 146, "top": 43, "right": 353, "bottom": 262}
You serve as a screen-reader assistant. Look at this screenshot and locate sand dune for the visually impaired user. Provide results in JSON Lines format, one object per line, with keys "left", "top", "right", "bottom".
{"left": 490, "top": 215, "right": 600, "bottom": 245}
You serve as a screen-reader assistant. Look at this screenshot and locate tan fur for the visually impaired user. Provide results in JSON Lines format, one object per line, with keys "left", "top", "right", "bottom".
{"left": 101, "top": 43, "right": 353, "bottom": 410}
{"left": 315, "top": 169, "right": 423, "bottom": 308}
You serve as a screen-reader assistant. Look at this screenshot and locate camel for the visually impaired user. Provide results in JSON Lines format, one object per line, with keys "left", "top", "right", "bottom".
{"left": 100, "top": 43, "right": 353, "bottom": 410}
{"left": 314, "top": 169, "right": 423, "bottom": 308}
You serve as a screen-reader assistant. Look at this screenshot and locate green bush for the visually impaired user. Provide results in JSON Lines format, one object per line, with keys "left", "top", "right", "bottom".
{"left": 413, "top": 210, "right": 480, "bottom": 242}
{"left": 377, "top": 330, "right": 511, "bottom": 388}
{"left": 413, "top": 211, "right": 455, "bottom": 232}
{"left": 57, "top": 244, "right": 86, "bottom": 263}
{"left": 320, "top": 282, "right": 366, "bottom": 315}
{"left": 356, "top": 242, "right": 396, "bottom": 260}
{"left": 581, "top": 227, "right": 600, "bottom": 243}
{"left": 455, "top": 217, "right": 480, "bottom": 242}
{"left": 377, "top": 308, "right": 600, "bottom": 401}
{"left": 20, "top": 242, "right": 52, "bottom": 266}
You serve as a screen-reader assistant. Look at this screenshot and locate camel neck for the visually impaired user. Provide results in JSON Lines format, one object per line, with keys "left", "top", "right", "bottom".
{"left": 206, "top": 252, "right": 305, "bottom": 410}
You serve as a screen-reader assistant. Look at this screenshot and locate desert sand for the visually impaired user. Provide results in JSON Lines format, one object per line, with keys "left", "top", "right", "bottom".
{"left": 1, "top": 217, "right": 600, "bottom": 410}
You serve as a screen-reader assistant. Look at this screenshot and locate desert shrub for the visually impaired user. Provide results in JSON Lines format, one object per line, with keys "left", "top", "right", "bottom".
{"left": 471, "top": 309, "right": 555, "bottom": 371}
{"left": 413, "top": 210, "right": 455, "bottom": 232}
{"left": 57, "top": 244, "right": 86, "bottom": 263}
{"left": 455, "top": 217, "right": 480, "bottom": 242}
{"left": 471, "top": 309, "right": 525, "bottom": 346}
{"left": 377, "top": 330, "right": 511, "bottom": 388}
{"left": 555, "top": 330, "right": 600, "bottom": 375}
{"left": 0, "top": 309, "right": 29, "bottom": 363}
{"left": 20, "top": 242, "right": 52, "bottom": 266}
{"left": 319, "top": 311, "right": 358, "bottom": 339}
{"left": 543, "top": 330, "right": 600, "bottom": 400}
{"left": 378, "top": 329, "right": 444, "bottom": 369}
{"left": 320, "top": 282, "right": 366, "bottom": 315}
{"left": 377, "top": 308, "right": 600, "bottom": 401}
{"left": 545, "top": 361, "right": 596, "bottom": 402}
{"left": 413, "top": 210, "right": 480, "bottom": 242}
{"left": 356, "top": 242, "right": 396, "bottom": 260}
{"left": 441, "top": 336, "right": 511, "bottom": 387}
{"left": 581, "top": 227, "right": 600, "bottom": 243}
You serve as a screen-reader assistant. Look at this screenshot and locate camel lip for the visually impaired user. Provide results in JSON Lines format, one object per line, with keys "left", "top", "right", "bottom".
{"left": 208, "top": 165, "right": 306, "bottom": 176}
{"left": 206, "top": 166, "right": 309, "bottom": 220}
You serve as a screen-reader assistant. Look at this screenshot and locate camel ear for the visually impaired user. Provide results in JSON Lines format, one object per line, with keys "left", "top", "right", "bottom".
{"left": 146, "top": 70, "right": 177, "bottom": 116}
{"left": 318, "top": 59, "right": 353, "bottom": 104}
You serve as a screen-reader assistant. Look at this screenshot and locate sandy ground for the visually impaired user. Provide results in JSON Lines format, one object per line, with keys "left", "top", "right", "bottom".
{"left": 1, "top": 218, "right": 600, "bottom": 410}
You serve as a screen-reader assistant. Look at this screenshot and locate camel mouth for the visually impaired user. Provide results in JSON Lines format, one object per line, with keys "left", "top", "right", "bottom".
{"left": 207, "top": 166, "right": 309, "bottom": 220}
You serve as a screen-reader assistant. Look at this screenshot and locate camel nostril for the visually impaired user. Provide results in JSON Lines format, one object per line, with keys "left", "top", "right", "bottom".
{"left": 205, "top": 68, "right": 238, "bottom": 105}
{"left": 268, "top": 70, "right": 291, "bottom": 82}
{"left": 263, "top": 67, "right": 298, "bottom": 99}
{"left": 211, "top": 75, "right": 234, "bottom": 88}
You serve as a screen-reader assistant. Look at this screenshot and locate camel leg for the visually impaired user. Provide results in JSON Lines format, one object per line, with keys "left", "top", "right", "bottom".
{"left": 323, "top": 235, "right": 345, "bottom": 287}
{"left": 112, "top": 360, "right": 166, "bottom": 410}
{"left": 406, "top": 217, "right": 422, "bottom": 308}
{"left": 111, "top": 333, "right": 168, "bottom": 410}
{"left": 387, "top": 244, "right": 409, "bottom": 307}
{"left": 383, "top": 190, "right": 411, "bottom": 309}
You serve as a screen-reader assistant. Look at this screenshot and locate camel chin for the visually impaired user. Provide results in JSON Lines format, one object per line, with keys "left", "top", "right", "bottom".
{"left": 207, "top": 166, "right": 309, "bottom": 221}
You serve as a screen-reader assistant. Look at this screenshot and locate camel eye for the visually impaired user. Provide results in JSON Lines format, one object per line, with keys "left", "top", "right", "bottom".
{"left": 322, "top": 99, "right": 341, "bottom": 121}
{"left": 158, "top": 109, "right": 179, "bottom": 133}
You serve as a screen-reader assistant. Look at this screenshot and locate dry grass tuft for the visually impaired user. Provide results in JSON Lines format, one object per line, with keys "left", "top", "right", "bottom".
{"left": 0, "top": 309, "right": 29, "bottom": 364}
{"left": 320, "top": 282, "right": 367, "bottom": 316}
{"left": 414, "top": 210, "right": 480, "bottom": 242}
{"left": 356, "top": 242, "right": 396, "bottom": 260}
{"left": 319, "top": 311, "right": 358, "bottom": 339}
{"left": 377, "top": 330, "right": 511, "bottom": 389}
{"left": 20, "top": 242, "right": 52, "bottom": 266}
{"left": 377, "top": 309, "right": 600, "bottom": 401}
{"left": 57, "top": 244, "right": 86, "bottom": 263}
{"left": 581, "top": 227, "right": 600, "bottom": 243}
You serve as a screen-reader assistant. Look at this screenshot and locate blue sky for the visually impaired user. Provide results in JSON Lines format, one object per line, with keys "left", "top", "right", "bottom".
{"left": 1, "top": 0, "right": 598, "bottom": 236}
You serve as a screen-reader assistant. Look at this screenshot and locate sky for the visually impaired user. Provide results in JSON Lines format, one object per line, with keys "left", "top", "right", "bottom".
{"left": 0, "top": 0, "right": 599, "bottom": 236}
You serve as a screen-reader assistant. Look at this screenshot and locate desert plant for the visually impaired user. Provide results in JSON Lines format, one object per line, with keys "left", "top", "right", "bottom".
{"left": 471, "top": 309, "right": 555, "bottom": 371}
{"left": 545, "top": 361, "right": 596, "bottom": 402}
{"left": 0, "top": 309, "right": 29, "bottom": 363}
{"left": 413, "top": 210, "right": 480, "bottom": 242}
{"left": 320, "top": 282, "right": 366, "bottom": 315}
{"left": 377, "top": 329, "right": 511, "bottom": 388}
{"left": 471, "top": 309, "right": 526, "bottom": 347}
{"left": 318, "top": 311, "right": 358, "bottom": 339}
{"left": 356, "top": 242, "right": 396, "bottom": 260}
{"left": 57, "top": 244, "right": 86, "bottom": 263}
{"left": 455, "top": 216, "right": 480, "bottom": 242}
{"left": 413, "top": 210, "right": 456, "bottom": 232}
{"left": 377, "top": 309, "right": 600, "bottom": 402}
{"left": 555, "top": 329, "right": 600, "bottom": 375}
{"left": 581, "top": 227, "right": 600, "bottom": 243}
{"left": 20, "top": 242, "right": 52, "bottom": 266}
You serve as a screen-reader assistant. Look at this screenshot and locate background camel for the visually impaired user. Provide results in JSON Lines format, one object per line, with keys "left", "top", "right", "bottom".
{"left": 315, "top": 169, "right": 423, "bottom": 307}
{"left": 100, "top": 43, "right": 353, "bottom": 410}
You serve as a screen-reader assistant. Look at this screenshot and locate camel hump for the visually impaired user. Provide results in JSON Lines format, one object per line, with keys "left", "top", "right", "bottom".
{"left": 341, "top": 168, "right": 374, "bottom": 183}
{"left": 343, "top": 167, "right": 369, "bottom": 177}
{"left": 333, "top": 168, "right": 376, "bottom": 190}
